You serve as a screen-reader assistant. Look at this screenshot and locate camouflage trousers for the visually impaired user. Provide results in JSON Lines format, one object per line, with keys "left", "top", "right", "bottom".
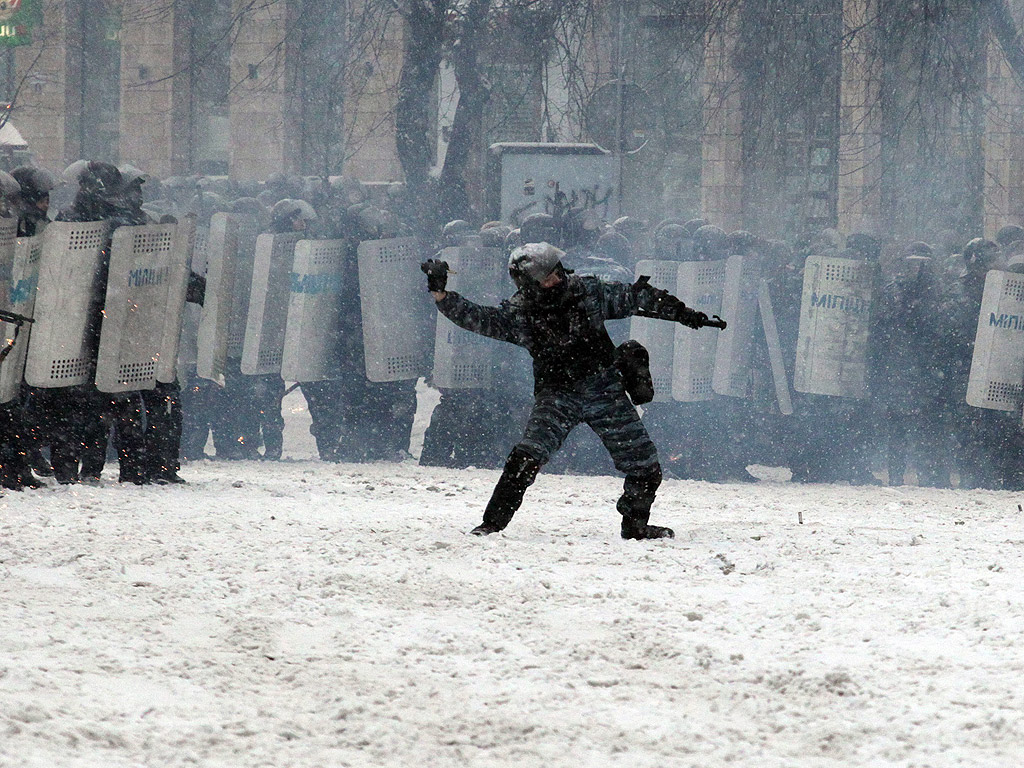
{"left": 517, "top": 369, "right": 659, "bottom": 476}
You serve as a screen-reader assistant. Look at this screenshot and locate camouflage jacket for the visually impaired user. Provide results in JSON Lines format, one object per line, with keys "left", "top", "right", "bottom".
{"left": 436, "top": 274, "right": 664, "bottom": 393}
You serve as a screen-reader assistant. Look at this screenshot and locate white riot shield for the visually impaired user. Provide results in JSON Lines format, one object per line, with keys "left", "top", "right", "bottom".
{"left": 95, "top": 223, "right": 178, "bottom": 392}
{"left": 629, "top": 260, "right": 679, "bottom": 403}
{"left": 966, "top": 270, "right": 1024, "bottom": 411}
{"left": 177, "top": 221, "right": 207, "bottom": 378}
{"left": 241, "top": 232, "right": 301, "bottom": 375}
{"left": 358, "top": 237, "right": 433, "bottom": 382}
{"left": 672, "top": 259, "right": 727, "bottom": 401}
{"left": 156, "top": 215, "right": 195, "bottom": 384}
{"left": 281, "top": 239, "right": 349, "bottom": 382}
{"left": 196, "top": 213, "right": 238, "bottom": 384}
{"left": 0, "top": 235, "right": 42, "bottom": 403}
{"left": 758, "top": 280, "right": 794, "bottom": 416}
{"left": 793, "top": 255, "right": 873, "bottom": 399}
{"left": 713, "top": 254, "right": 762, "bottom": 398}
{"left": 25, "top": 221, "right": 110, "bottom": 388}
{"left": 192, "top": 224, "right": 209, "bottom": 274}
{"left": 227, "top": 214, "right": 261, "bottom": 358}
{"left": 432, "top": 246, "right": 505, "bottom": 389}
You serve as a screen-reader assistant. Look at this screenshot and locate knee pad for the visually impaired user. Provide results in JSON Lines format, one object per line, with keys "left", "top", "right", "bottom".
{"left": 505, "top": 447, "right": 542, "bottom": 487}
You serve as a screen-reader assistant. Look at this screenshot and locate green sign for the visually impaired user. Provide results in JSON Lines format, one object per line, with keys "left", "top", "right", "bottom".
{"left": 0, "top": 0, "right": 42, "bottom": 48}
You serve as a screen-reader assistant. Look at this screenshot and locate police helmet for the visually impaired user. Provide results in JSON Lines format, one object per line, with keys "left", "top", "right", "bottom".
{"left": 996, "top": 224, "right": 1024, "bottom": 248}
{"left": 520, "top": 212, "right": 559, "bottom": 245}
{"left": 508, "top": 242, "right": 566, "bottom": 290}
{"left": 682, "top": 218, "right": 709, "bottom": 236}
{"left": 963, "top": 237, "right": 1000, "bottom": 268}
{"left": 11, "top": 166, "right": 60, "bottom": 203}
{"left": 692, "top": 224, "right": 728, "bottom": 260}
{"left": 845, "top": 233, "right": 881, "bottom": 261}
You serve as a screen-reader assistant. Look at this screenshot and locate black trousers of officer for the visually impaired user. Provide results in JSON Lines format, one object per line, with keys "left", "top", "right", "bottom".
{"left": 142, "top": 380, "right": 183, "bottom": 480}
{"left": 481, "top": 369, "right": 662, "bottom": 531}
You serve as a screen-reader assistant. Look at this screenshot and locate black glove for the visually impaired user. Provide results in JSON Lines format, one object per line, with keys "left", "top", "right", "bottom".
{"left": 421, "top": 259, "right": 449, "bottom": 293}
{"left": 677, "top": 307, "right": 710, "bottom": 329}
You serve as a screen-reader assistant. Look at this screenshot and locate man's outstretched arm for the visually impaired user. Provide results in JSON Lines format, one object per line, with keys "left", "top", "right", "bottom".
{"left": 421, "top": 258, "right": 521, "bottom": 344}
{"left": 594, "top": 275, "right": 726, "bottom": 330}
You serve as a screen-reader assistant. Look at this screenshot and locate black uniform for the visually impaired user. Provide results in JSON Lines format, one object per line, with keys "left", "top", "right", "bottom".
{"left": 433, "top": 270, "right": 701, "bottom": 539}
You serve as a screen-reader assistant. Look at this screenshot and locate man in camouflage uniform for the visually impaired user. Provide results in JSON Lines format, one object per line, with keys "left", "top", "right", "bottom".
{"left": 422, "top": 242, "right": 723, "bottom": 540}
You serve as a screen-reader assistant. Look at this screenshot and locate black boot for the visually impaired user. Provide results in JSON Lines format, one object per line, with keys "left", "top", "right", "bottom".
{"left": 617, "top": 466, "right": 673, "bottom": 539}
{"left": 620, "top": 515, "right": 675, "bottom": 540}
{"left": 470, "top": 448, "right": 540, "bottom": 535}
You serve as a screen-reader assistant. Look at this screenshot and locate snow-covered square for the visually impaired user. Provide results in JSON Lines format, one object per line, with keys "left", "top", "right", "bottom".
{"left": 2, "top": 403, "right": 1023, "bottom": 767}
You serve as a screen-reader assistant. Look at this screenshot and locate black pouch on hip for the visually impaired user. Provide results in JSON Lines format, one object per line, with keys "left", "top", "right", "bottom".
{"left": 614, "top": 340, "right": 654, "bottom": 405}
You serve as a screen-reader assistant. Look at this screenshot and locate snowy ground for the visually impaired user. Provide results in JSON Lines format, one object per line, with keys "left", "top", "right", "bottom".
{"left": 3, "top": 390, "right": 1024, "bottom": 767}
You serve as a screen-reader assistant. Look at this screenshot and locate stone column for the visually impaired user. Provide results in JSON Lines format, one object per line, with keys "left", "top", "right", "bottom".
{"left": 837, "top": 0, "right": 883, "bottom": 236}
{"left": 12, "top": 1, "right": 82, "bottom": 169}
{"left": 983, "top": 0, "right": 1024, "bottom": 238}
{"left": 700, "top": 5, "right": 744, "bottom": 231}
{"left": 229, "top": 0, "right": 301, "bottom": 180}
{"left": 119, "top": 0, "right": 191, "bottom": 177}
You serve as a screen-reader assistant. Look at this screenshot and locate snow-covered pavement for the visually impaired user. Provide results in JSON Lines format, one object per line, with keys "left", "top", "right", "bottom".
{"left": 3, "top": 449, "right": 1024, "bottom": 767}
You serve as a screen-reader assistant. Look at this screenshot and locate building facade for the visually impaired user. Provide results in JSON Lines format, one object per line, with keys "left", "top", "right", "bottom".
{"left": 6, "top": 0, "right": 1024, "bottom": 242}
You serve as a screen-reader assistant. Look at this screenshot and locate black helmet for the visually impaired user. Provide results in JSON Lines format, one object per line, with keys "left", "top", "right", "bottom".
{"left": 682, "top": 218, "right": 709, "bottom": 236}
{"left": 845, "top": 233, "right": 881, "bottom": 261}
{"left": 653, "top": 224, "right": 689, "bottom": 260}
{"left": 596, "top": 230, "right": 631, "bottom": 262}
{"left": 442, "top": 219, "right": 472, "bottom": 239}
{"left": 727, "top": 230, "right": 759, "bottom": 255}
{"left": 504, "top": 227, "right": 523, "bottom": 253}
{"left": 996, "top": 224, "right": 1024, "bottom": 248}
{"left": 508, "top": 242, "right": 566, "bottom": 290}
{"left": 227, "top": 196, "right": 264, "bottom": 216}
{"left": 902, "top": 241, "right": 935, "bottom": 259}
{"left": 520, "top": 212, "right": 559, "bottom": 245}
{"left": 270, "top": 198, "right": 317, "bottom": 230}
{"left": 11, "top": 166, "right": 60, "bottom": 203}
{"left": 963, "top": 237, "right": 999, "bottom": 269}
{"left": 612, "top": 216, "right": 646, "bottom": 239}
{"left": 66, "top": 160, "right": 122, "bottom": 199}
{"left": 480, "top": 222, "right": 511, "bottom": 248}
{"left": 692, "top": 224, "right": 728, "bottom": 260}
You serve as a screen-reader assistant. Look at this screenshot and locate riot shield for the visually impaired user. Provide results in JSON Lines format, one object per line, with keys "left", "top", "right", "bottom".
{"left": 357, "top": 237, "right": 433, "bottom": 382}
{"left": 241, "top": 231, "right": 302, "bottom": 375}
{"left": 431, "top": 246, "right": 506, "bottom": 389}
{"left": 196, "top": 213, "right": 238, "bottom": 384}
{"left": 966, "top": 270, "right": 1024, "bottom": 411}
{"left": 281, "top": 239, "right": 349, "bottom": 382}
{"left": 713, "top": 254, "right": 762, "bottom": 398}
{"left": 0, "top": 234, "right": 42, "bottom": 403}
{"left": 672, "top": 259, "right": 727, "bottom": 401}
{"left": 192, "top": 224, "right": 210, "bottom": 274}
{"left": 25, "top": 220, "right": 110, "bottom": 388}
{"left": 95, "top": 223, "right": 178, "bottom": 392}
{"left": 758, "top": 280, "right": 794, "bottom": 416}
{"left": 793, "top": 255, "right": 873, "bottom": 399}
{"left": 227, "top": 214, "right": 261, "bottom": 358}
{"left": 628, "top": 259, "right": 679, "bottom": 403}
{"left": 156, "top": 214, "right": 195, "bottom": 384}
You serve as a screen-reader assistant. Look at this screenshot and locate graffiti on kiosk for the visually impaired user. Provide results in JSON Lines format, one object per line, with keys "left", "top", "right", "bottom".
{"left": 511, "top": 179, "right": 615, "bottom": 224}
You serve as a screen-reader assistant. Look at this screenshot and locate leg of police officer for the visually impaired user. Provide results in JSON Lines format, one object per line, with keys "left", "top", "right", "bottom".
{"left": 254, "top": 374, "right": 286, "bottom": 460}
{"left": 142, "top": 381, "right": 184, "bottom": 482}
{"left": 300, "top": 380, "right": 345, "bottom": 461}
{"left": 473, "top": 389, "right": 583, "bottom": 534}
{"left": 581, "top": 371, "right": 669, "bottom": 539}
{"left": 180, "top": 371, "right": 215, "bottom": 460}
{"left": 33, "top": 388, "right": 79, "bottom": 483}
{"left": 112, "top": 392, "right": 148, "bottom": 484}
{"left": 419, "top": 387, "right": 459, "bottom": 467}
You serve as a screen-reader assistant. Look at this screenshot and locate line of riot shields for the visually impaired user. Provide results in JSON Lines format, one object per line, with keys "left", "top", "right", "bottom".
{"left": 4, "top": 170, "right": 1024, "bottom": 490}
